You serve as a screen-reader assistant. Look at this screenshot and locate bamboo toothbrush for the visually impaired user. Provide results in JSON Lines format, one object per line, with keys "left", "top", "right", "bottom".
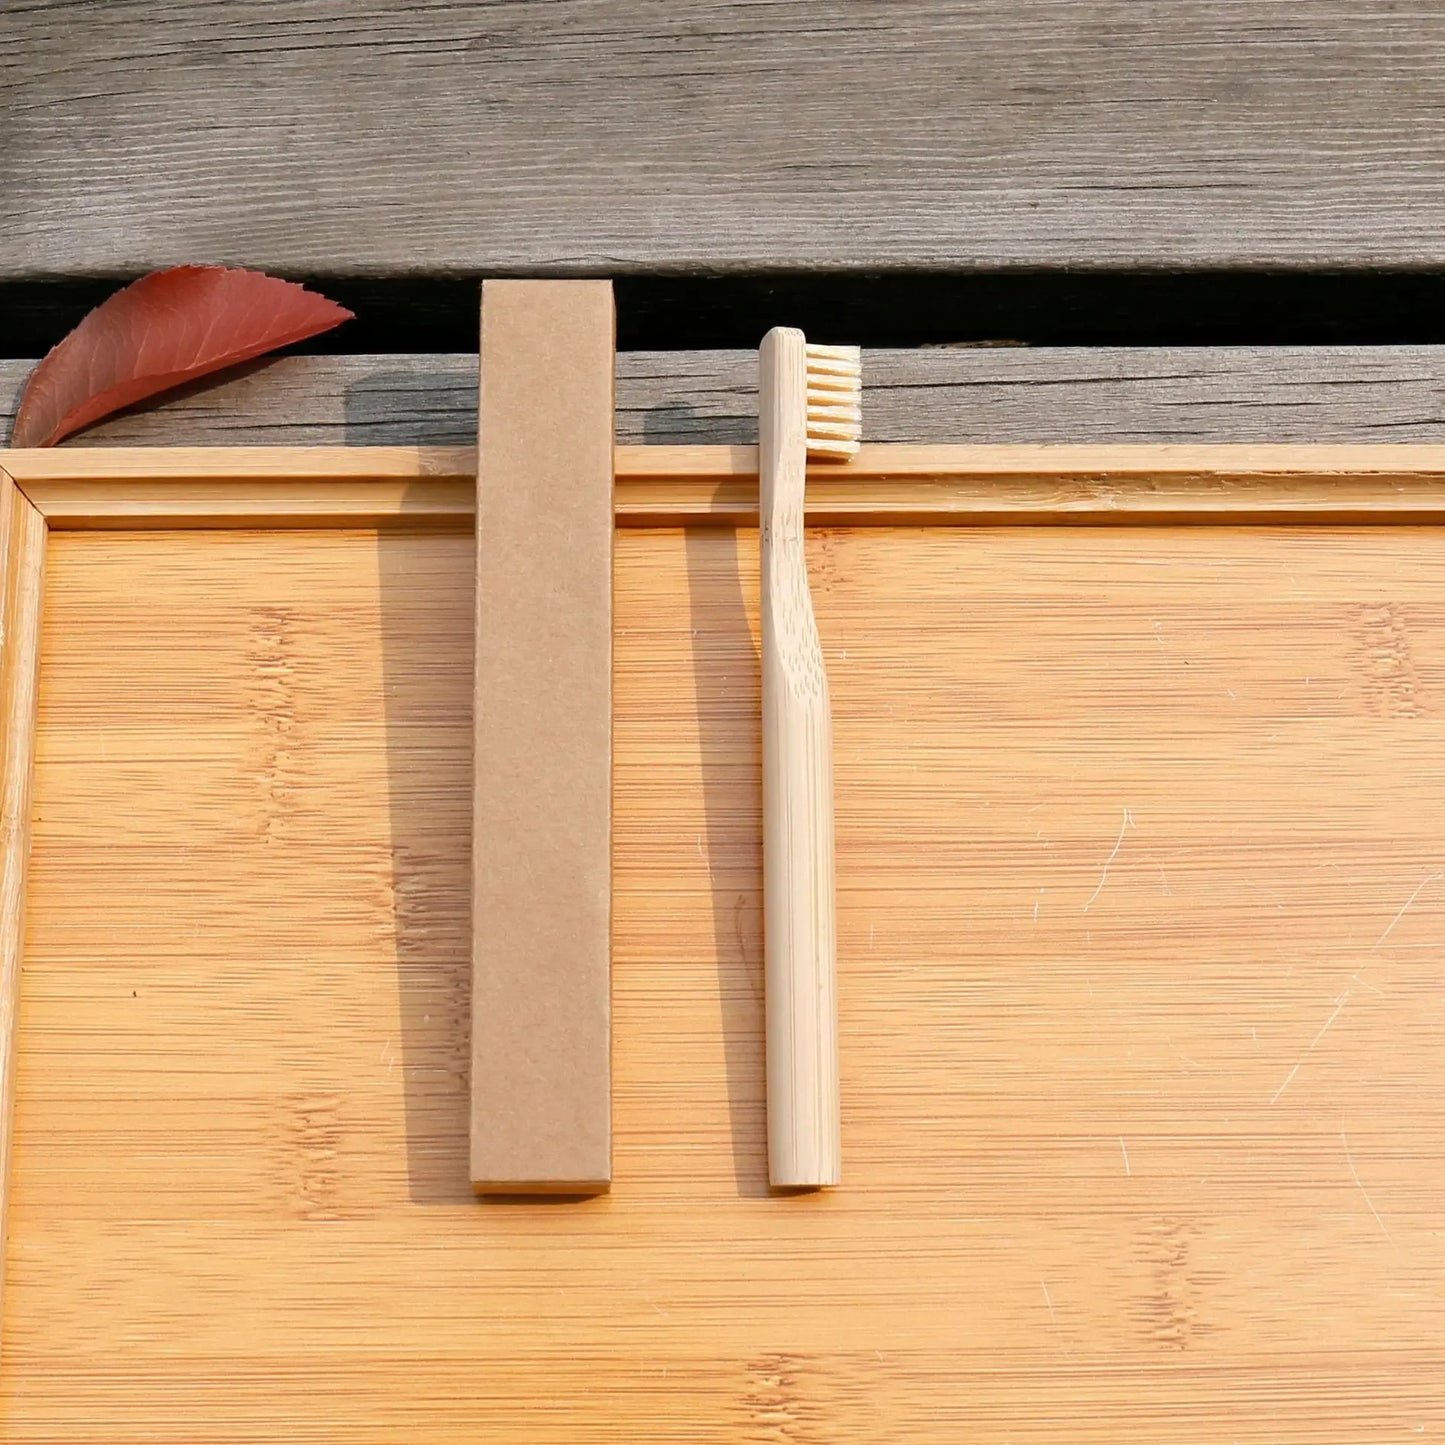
{"left": 759, "top": 328, "right": 861, "bottom": 1189}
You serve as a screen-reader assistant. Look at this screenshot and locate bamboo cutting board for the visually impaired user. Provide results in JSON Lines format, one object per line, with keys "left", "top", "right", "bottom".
{"left": 4, "top": 519, "right": 1445, "bottom": 1440}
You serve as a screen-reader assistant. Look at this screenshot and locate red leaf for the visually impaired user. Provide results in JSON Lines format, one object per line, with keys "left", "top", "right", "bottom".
{"left": 10, "top": 266, "right": 353, "bottom": 447}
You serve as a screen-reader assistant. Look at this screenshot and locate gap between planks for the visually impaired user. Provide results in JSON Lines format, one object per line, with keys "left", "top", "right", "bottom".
{"left": 10, "top": 444, "right": 1445, "bottom": 528}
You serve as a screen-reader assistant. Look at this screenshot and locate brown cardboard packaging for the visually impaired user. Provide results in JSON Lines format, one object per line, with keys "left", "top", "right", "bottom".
{"left": 470, "top": 280, "right": 614, "bottom": 1193}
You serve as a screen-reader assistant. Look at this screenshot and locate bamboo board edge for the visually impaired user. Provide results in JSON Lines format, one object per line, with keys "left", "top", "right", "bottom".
{"left": 0, "top": 468, "right": 45, "bottom": 1349}
{"left": 9, "top": 445, "right": 1445, "bottom": 528}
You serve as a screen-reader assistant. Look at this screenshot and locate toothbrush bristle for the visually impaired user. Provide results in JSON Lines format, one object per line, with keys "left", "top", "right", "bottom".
{"left": 804, "top": 343, "right": 861, "bottom": 460}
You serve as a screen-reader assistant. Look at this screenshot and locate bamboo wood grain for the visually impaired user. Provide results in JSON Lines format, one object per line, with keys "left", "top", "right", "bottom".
{"left": 6, "top": 523, "right": 1445, "bottom": 1440}
{"left": 759, "top": 332, "right": 840, "bottom": 1189}
{"left": 0, "top": 469, "right": 44, "bottom": 1356}
{"left": 17, "top": 444, "right": 1445, "bottom": 528}
{"left": 5, "top": 447, "right": 475, "bottom": 529}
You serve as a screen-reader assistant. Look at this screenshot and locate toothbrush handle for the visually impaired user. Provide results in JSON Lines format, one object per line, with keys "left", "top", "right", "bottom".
{"left": 759, "top": 327, "right": 841, "bottom": 1189}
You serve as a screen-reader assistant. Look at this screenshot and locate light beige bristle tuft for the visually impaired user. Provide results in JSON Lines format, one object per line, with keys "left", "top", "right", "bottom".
{"left": 804, "top": 343, "right": 861, "bottom": 460}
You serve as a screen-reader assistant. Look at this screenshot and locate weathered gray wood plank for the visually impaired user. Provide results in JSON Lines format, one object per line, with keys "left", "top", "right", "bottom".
{"left": 4, "top": 1, "right": 1445, "bottom": 274}
{"left": 4, "top": 349, "right": 1445, "bottom": 447}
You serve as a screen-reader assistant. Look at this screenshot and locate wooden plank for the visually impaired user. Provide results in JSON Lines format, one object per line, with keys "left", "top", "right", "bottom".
{"left": 470, "top": 281, "right": 615, "bottom": 1193}
{"left": 19, "top": 479, "right": 473, "bottom": 531}
{"left": 7, "top": 447, "right": 475, "bottom": 529}
{"left": 19, "top": 442, "right": 1445, "bottom": 530}
{"left": 0, "top": 469, "right": 45, "bottom": 1354}
{"left": 4, "top": 2, "right": 1445, "bottom": 272}
{"left": 1, "top": 447, "right": 472, "bottom": 485}
{"left": 7, "top": 522, "right": 1445, "bottom": 1438}
{"left": 10, "top": 347, "right": 1445, "bottom": 451}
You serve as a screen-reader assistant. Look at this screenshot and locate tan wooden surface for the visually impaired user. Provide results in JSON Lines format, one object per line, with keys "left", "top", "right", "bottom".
{"left": 20, "top": 443, "right": 1445, "bottom": 529}
{"left": 0, "top": 472, "right": 44, "bottom": 1347}
{"left": 4, "top": 521, "right": 1444, "bottom": 1440}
